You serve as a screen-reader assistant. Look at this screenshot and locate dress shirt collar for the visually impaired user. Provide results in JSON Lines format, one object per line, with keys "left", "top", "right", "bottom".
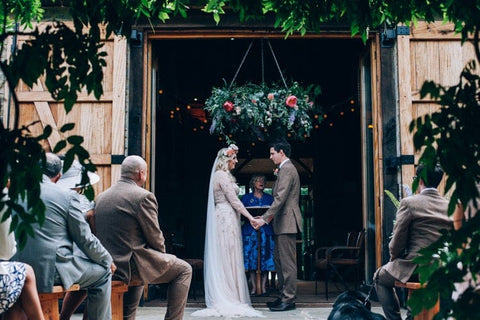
{"left": 279, "top": 158, "right": 290, "bottom": 169}
{"left": 420, "top": 187, "right": 437, "bottom": 194}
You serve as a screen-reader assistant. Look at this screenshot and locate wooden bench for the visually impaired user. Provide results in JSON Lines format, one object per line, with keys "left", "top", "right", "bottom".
{"left": 39, "top": 281, "right": 140, "bottom": 320}
{"left": 394, "top": 281, "right": 440, "bottom": 320}
{"left": 39, "top": 284, "right": 81, "bottom": 320}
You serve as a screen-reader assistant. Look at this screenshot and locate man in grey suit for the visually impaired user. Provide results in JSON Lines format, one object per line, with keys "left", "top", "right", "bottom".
{"left": 95, "top": 155, "right": 192, "bottom": 320}
{"left": 15, "top": 153, "right": 115, "bottom": 319}
{"left": 374, "top": 164, "right": 452, "bottom": 320}
{"left": 253, "top": 141, "right": 302, "bottom": 312}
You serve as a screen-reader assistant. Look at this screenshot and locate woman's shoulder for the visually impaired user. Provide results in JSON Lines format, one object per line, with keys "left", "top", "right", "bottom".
{"left": 214, "top": 170, "right": 229, "bottom": 178}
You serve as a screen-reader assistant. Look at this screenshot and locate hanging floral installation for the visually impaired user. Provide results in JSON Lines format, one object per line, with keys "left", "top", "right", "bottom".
{"left": 205, "top": 81, "right": 323, "bottom": 143}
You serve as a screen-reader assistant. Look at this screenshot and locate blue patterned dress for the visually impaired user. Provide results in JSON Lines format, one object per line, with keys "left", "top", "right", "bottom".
{"left": 0, "top": 262, "right": 26, "bottom": 314}
{"left": 241, "top": 193, "right": 275, "bottom": 271}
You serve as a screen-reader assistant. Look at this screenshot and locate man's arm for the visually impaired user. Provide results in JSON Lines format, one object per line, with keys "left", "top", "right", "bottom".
{"left": 67, "top": 192, "right": 113, "bottom": 268}
{"left": 136, "top": 193, "right": 166, "bottom": 253}
{"left": 389, "top": 199, "right": 411, "bottom": 260}
{"left": 261, "top": 166, "right": 295, "bottom": 224}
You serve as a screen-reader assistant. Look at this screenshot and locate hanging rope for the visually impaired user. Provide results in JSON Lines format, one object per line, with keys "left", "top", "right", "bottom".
{"left": 267, "top": 39, "right": 288, "bottom": 89}
{"left": 230, "top": 40, "right": 254, "bottom": 88}
{"left": 261, "top": 39, "right": 265, "bottom": 85}
{"left": 230, "top": 39, "right": 288, "bottom": 89}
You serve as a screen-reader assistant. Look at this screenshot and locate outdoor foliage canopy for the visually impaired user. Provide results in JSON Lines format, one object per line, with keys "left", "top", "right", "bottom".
{"left": 1, "top": 1, "right": 479, "bottom": 318}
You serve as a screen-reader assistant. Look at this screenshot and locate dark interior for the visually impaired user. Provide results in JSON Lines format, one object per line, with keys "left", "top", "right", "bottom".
{"left": 152, "top": 38, "right": 366, "bottom": 280}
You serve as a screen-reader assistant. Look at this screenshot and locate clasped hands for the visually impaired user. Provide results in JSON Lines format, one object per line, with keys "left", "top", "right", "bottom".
{"left": 250, "top": 216, "right": 266, "bottom": 230}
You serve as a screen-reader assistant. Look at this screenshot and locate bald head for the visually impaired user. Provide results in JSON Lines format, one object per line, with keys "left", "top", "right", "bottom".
{"left": 121, "top": 155, "right": 147, "bottom": 185}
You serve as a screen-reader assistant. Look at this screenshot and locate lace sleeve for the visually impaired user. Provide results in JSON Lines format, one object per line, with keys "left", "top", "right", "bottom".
{"left": 216, "top": 171, "right": 251, "bottom": 218}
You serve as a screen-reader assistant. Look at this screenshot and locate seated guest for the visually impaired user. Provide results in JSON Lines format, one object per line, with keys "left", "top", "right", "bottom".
{"left": 95, "top": 155, "right": 192, "bottom": 320}
{"left": 56, "top": 159, "right": 101, "bottom": 320}
{"left": 14, "top": 153, "right": 115, "bottom": 320}
{"left": 1, "top": 182, "right": 45, "bottom": 320}
{"left": 374, "top": 163, "right": 452, "bottom": 320}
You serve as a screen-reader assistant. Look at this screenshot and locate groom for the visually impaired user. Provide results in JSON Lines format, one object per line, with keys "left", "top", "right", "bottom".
{"left": 253, "top": 141, "right": 302, "bottom": 312}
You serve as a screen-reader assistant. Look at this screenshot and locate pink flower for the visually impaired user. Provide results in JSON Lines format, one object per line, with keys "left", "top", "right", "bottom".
{"left": 285, "top": 95, "right": 297, "bottom": 108}
{"left": 267, "top": 93, "right": 274, "bottom": 100}
{"left": 223, "top": 101, "right": 234, "bottom": 112}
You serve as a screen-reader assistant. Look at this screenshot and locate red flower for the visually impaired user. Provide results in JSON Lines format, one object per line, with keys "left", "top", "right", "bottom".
{"left": 285, "top": 95, "right": 298, "bottom": 108}
{"left": 268, "top": 93, "right": 274, "bottom": 100}
{"left": 223, "top": 101, "right": 234, "bottom": 112}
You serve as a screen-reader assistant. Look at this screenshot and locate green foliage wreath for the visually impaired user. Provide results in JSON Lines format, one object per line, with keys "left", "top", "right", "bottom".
{"left": 205, "top": 81, "right": 322, "bottom": 143}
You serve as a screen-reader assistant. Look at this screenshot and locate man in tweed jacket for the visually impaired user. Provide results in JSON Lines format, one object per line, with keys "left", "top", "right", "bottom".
{"left": 253, "top": 141, "right": 302, "bottom": 312}
{"left": 95, "top": 155, "right": 192, "bottom": 320}
{"left": 374, "top": 164, "right": 452, "bottom": 320}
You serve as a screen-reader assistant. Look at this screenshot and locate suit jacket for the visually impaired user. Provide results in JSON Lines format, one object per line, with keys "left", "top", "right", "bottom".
{"left": 95, "top": 178, "right": 176, "bottom": 284}
{"left": 15, "top": 176, "right": 112, "bottom": 292}
{"left": 261, "top": 159, "right": 303, "bottom": 234}
{"left": 384, "top": 188, "right": 452, "bottom": 282}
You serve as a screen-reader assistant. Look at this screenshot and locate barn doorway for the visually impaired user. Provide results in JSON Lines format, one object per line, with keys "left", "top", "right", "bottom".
{"left": 149, "top": 37, "right": 368, "bottom": 280}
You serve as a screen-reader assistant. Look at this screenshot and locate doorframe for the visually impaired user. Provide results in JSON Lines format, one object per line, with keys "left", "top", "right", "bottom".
{"left": 140, "top": 30, "right": 384, "bottom": 276}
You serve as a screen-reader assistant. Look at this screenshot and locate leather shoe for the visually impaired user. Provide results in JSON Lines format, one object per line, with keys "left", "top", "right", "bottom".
{"left": 269, "top": 302, "right": 296, "bottom": 312}
{"left": 266, "top": 298, "right": 281, "bottom": 308}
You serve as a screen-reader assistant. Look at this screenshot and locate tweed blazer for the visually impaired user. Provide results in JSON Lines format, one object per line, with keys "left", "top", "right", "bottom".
{"left": 95, "top": 178, "right": 176, "bottom": 284}
{"left": 384, "top": 188, "right": 452, "bottom": 282}
{"left": 15, "top": 176, "right": 112, "bottom": 292}
{"left": 261, "top": 159, "right": 303, "bottom": 234}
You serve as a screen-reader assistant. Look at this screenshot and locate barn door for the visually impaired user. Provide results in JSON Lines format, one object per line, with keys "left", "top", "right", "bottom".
{"left": 397, "top": 21, "right": 477, "bottom": 195}
{"left": 3, "top": 24, "right": 128, "bottom": 195}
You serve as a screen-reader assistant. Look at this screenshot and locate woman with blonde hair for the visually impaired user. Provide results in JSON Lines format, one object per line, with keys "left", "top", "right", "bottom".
{"left": 192, "top": 145, "right": 264, "bottom": 318}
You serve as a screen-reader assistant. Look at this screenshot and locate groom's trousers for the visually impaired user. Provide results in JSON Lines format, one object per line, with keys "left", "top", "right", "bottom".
{"left": 274, "top": 234, "right": 297, "bottom": 304}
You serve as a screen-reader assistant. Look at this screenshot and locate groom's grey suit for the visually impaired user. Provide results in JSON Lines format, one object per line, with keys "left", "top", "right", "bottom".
{"left": 261, "top": 159, "right": 302, "bottom": 304}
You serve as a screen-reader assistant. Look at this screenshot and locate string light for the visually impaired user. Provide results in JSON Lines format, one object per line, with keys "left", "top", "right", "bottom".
{"left": 158, "top": 89, "right": 163, "bottom": 94}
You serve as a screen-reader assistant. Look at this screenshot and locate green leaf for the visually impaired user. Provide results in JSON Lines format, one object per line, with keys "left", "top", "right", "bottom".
{"left": 60, "top": 123, "right": 75, "bottom": 133}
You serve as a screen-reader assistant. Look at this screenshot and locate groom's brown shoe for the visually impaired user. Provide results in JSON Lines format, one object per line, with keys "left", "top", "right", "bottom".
{"left": 269, "top": 302, "right": 296, "bottom": 312}
{"left": 266, "top": 298, "right": 281, "bottom": 308}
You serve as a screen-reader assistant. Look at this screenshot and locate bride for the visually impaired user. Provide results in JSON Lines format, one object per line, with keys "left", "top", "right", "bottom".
{"left": 192, "top": 145, "right": 264, "bottom": 318}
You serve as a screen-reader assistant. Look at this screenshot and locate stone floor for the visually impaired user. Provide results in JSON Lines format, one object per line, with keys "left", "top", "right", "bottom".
{"left": 71, "top": 281, "right": 408, "bottom": 319}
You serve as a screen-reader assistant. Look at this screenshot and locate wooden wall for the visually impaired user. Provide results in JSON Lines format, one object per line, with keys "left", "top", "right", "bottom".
{"left": 2, "top": 23, "right": 127, "bottom": 195}
{"left": 397, "top": 21, "right": 478, "bottom": 196}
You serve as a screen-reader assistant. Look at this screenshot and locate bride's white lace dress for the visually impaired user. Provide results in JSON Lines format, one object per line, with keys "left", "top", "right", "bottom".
{"left": 192, "top": 170, "right": 263, "bottom": 318}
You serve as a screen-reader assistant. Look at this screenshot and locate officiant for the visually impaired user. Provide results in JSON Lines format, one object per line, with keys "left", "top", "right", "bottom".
{"left": 241, "top": 174, "right": 275, "bottom": 296}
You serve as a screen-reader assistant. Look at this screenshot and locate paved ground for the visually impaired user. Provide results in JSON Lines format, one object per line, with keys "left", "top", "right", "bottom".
{"left": 72, "top": 306, "right": 406, "bottom": 319}
{"left": 70, "top": 281, "right": 408, "bottom": 319}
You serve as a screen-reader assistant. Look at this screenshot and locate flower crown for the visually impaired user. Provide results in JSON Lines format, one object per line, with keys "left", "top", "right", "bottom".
{"left": 222, "top": 144, "right": 239, "bottom": 158}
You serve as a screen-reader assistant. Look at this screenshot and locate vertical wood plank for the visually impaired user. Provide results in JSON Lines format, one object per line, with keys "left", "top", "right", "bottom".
{"left": 111, "top": 36, "right": 127, "bottom": 185}
{"left": 397, "top": 33, "right": 416, "bottom": 188}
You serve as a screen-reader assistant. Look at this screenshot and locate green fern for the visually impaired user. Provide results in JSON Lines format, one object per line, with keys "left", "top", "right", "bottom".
{"left": 384, "top": 189, "right": 400, "bottom": 208}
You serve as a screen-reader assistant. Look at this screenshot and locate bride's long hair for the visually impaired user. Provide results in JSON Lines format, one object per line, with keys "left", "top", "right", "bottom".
{"left": 215, "top": 148, "right": 236, "bottom": 182}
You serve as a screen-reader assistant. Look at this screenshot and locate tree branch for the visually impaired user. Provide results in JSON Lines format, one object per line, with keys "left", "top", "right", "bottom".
{"left": 0, "top": 61, "right": 20, "bottom": 130}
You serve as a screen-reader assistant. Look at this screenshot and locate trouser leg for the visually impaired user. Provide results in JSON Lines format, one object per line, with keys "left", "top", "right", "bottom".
{"left": 275, "top": 234, "right": 297, "bottom": 304}
{"left": 150, "top": 258, "right": 192, "bottom": 320}
{"left": 73, "top": 262, "right": 112, "bottom": 320}
{"left": 374, "top": 266, "right": 402, "bottom": 320}
{"left": 123, "top": 285, "right": 144, "bottom": 320}
{"left": 273, "top": 240, "right": 284, "bottom": 293}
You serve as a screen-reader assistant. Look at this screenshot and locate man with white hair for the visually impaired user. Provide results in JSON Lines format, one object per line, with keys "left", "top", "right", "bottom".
{"left": 95, "top": 155, "right": 192, "bottom": 320}
{"left": 15, "top": 152, "right": 114, "bottom": 319}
